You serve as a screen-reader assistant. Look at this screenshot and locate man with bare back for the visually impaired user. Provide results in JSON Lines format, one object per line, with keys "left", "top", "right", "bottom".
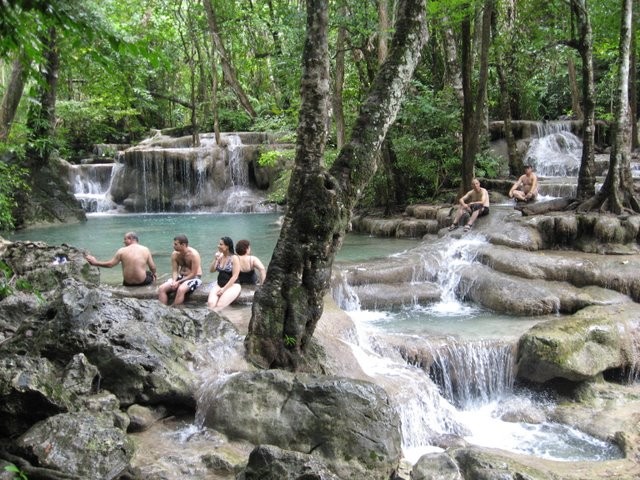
{"left": 509, "top": 165, "right": 538, "bottom": 202}
{"left": 158, "top": 234, "right": 202, "bottom": 306}
{"left": 85, "top": 231, "right": 157, "bottom": 286}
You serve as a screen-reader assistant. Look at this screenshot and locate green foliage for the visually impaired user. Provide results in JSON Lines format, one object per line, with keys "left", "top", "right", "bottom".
{"left": 0, "top": 161, "right": 29, "bottom": 231}
{"left": 474, "top": 150, "right": 503, "bottom": 179}
{"left": 0, "top": 260, "right": 42, "bottom": 302}
{"left": 387, "top": 84, "right": 462, "bottom": 203}
{"left": 283, "top": 334, "right": 296, "bottom": 347}
{"left": 56, "top": 100, "right": 143, "bottom": 159}
{"left": 4, "top": 463, "right": 28, "bottom": 480}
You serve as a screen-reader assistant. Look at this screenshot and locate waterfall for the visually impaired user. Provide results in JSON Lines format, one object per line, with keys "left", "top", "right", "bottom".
{"left": 429, "top": 237, "right": 486, "bottom": 315}
{"left": 227, "top": 134, "right": 248, "bottom": 187}
{"left": 428, "top": 338, "right": 516, "bottom": 408}
{"left": 69, "top": 163, "right": 121, "bottom": 213}
{"left": 525, "top": 121, "right": 582, "bottom": 177}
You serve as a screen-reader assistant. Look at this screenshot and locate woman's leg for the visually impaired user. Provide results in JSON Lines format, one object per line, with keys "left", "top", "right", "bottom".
{"left": 211, "top": 284, "right": 242, "bottom": 311}
{"left": 207, "top": 285, "right": 222, "bottom": 309}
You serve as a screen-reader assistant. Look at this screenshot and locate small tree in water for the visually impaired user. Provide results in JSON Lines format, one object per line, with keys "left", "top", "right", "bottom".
{"left": 244, "top": 0, "right": 429, "bottom": 370}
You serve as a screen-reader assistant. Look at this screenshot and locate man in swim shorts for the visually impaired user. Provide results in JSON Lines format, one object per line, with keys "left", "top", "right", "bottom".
{"left": 509, "top": 164, "right": 539, "bottom": 202}
{"left": 448, "top": 178, "right": 490, "bottom": 232}
{"left": 158, "top": 234, "right": 202, "bottom": 306}
{"left": 85, "top": 231, "right": 157, "bottom": 286}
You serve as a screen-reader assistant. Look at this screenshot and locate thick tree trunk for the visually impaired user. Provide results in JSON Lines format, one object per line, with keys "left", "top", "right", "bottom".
{"left": 580, "top": 0, "right": 638, "bottom": 213}
{"left": 568, "top": 57, "right": 583, "bottom": 119}
{"left": 26, "top": 27, "right": 59, "bottom": 169}
{"left": 0, "top": 53, "right": 28, "bottom": 142}
{"left": 572, "top": 0, "right": 597, "bottom": 201}
{"left": 442, "top": 19, "right": 464, "bottom": 108}
{"left": 203, "top": 0, "right": 257, "bottom": 118}
{"left": 245, "top": 0, "right": 428, "bottom": 370}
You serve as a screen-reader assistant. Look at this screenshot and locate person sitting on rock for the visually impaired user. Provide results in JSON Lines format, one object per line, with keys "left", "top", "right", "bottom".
{"left": 448, "top": 178, "right": 490, "bottom": 232}
{"left": 84, "top": 231, "right": 157, "bottom": 286}
{"left": 509, "top": 164, "right": 538, "bottom": 203}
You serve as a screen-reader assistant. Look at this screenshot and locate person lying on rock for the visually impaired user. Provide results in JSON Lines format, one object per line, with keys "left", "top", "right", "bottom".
{"left": 158, "top": 234, "right": 202, "bottom": 306}
{"left": 509, "top": 164, "right": 538, "bottom": 203}
{"left": 448, "top": 178, "right": 490, "bottom": 232}
{"left": 84, "top": 231, "right": 157, "bottom": 286}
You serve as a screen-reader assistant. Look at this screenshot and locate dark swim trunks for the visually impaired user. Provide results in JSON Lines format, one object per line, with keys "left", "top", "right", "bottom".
{"left": 470, "top": 204, "right": 490, "bottom": 216}
{"left": 123, "top": 270, "right": 154, "bottom": 287}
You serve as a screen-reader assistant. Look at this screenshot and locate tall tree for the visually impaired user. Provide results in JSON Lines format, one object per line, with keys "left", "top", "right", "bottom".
{"left": 568, "top": 0, "right": 597, "bottom": 200}
{"left": 579, "top": 0, "right": 638, "bottom": 213}
{"left": 0, "top": 52, "right": 29, "bottom": 142}
{"left": 202, "top": 0, "right": 257, "bottom": 118}
{"left": 460, "top": 0, "right": 493, "bottom": 193}
{"left": 245, "top": 0, "right": 428, "bottom": 370}
{"left": 26, "top": 27, "right": 59, "bottom": 169}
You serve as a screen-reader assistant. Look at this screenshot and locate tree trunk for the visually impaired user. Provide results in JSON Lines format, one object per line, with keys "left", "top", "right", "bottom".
{"left": 26, "top": 27, "right": 59, "bottom": 169}
{"left": 569, "top": 0, "right": 597, "bottom": 200}
{"left": 492, "top": 1, "right": 519, "bottom": 176}
{"left": 203, "top": 0, "right": 257, "bottom": 118}
{"left": 579, "top": 0, "right": 638, "bottom": 213}
{"left": 245, "top": 0, "right": 428, "bottom": 370}
{"left": 630, "top": 8, "right": 638, "bottom": 150}
{"left": 461, "top": 0, "right": 493, "bottom": 194}
{"left": 0, "top": 53, "right": 28, "bottom": 142}
{"left": 333, "top": 2, "right": 347, "bottom": 150}
{"left": 568, "top": 57, "right": 583, "bottom": 119}
{"left": 378, "top": 0, "right": 390, "bottom": 63}
{"left": 442, "top": 18, "right": 464, "bottom": 108}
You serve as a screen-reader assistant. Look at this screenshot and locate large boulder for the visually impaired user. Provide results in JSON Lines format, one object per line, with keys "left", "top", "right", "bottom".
{"left": 200, "top": 369, "right": 402, "bottom": 479}
{"left": 516, "top": 304, "right": 640, "bottom": 383}
{"left": 0, "top": 241, "right": 98, "bottom": 295}
{"left": 15, "top": 412, "right": 134, "bottom": 480}
{"left": 241, "top": 444, "right": 341, "bottom": 480}
{"left": 0, "top": 278, "right": 242, "bottom": 408}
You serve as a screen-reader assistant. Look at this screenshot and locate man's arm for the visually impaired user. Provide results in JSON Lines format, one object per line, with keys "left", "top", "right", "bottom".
{"left": 85, "top": 250, "right": 122, "bottom": 268}
{"left": 459, "top": 191, "right": 471, "bottom": 208}
{"left": 170, "top": 252, "right": 180, "bottom": 281}
{"left": 509, "top": 175, "right": 524, "bottom": 197}
{"left": 145, "top": 249, "right": 157, "bottom": 278}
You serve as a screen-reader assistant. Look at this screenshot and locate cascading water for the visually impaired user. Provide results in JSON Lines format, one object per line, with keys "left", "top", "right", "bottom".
{"left": 336, "top": 235, "right": 623, "bottom": 463}
{"left": 525, "top": 121, "right": 582, "bottom": 177}
{"left": 69, "top": 163, "right": 122, "bottom": 212}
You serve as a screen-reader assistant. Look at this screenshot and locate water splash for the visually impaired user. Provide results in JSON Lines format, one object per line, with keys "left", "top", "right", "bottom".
{"left": 428, "top": 237, "right": 487, "bottom": 315}
{"left": 428, "top": 338, "right": 516, "bottom": 408}
{"left": 69, "top": 163, "right": 121, "bottom": 213}
{"left": 525, "top": 122, "right": 582, "bottom": 177}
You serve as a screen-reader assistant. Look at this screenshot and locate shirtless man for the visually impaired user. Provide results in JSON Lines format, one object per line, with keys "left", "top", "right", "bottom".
{"left": 509, "top": 165, "right": 538, "bottom": 202}
{"left": 448, "top": 178, "right": 490, "bottom": 232}
{"left": 85, "top": 232, "right": 157, "bottom": 286}
{"left": 158, "top": 234, "right": 202, "bottom": 306}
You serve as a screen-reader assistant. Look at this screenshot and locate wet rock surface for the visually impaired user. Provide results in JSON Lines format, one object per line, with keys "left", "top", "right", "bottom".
{"left": 2, "top": 206, "right": 640, "bottom": 479}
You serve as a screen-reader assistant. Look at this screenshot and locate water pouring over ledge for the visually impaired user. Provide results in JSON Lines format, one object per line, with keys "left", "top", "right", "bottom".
{"left": 334, "top": 235, "right": 624, "bottom": 463}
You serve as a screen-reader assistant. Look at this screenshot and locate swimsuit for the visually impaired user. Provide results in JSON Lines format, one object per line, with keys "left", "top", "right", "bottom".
{"left": 123, "top": 270, "right": 154, "bottom": 287}
{"left": 165, "top": 274, "right": 202, "bottom": 294}
{"left": 237, "top": 255, "right": 258, "bottom": 285}
{"left": 216, "top": 256, "right": 234, "bottom": 287}
{"left": 470, "top": 203, "right": 490, "bottom": 216}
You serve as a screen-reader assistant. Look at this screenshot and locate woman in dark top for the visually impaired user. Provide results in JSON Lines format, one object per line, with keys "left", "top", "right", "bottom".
{"left": 207, "top": 236, "right": 241, "bottom": 311}
{"left": 235, "top": 239, "right": 266, "bottom": 285}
